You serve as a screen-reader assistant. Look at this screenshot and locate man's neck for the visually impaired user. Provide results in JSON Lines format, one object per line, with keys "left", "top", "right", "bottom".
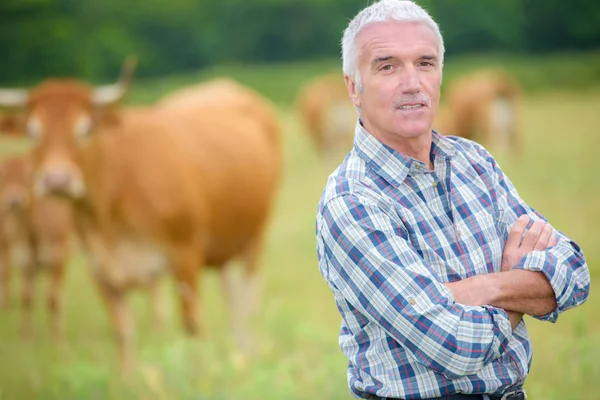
{"left": 364, "top": 124, "right": 433, "bottom": 169}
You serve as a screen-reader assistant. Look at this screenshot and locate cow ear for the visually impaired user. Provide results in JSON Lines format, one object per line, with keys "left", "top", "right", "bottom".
{"left": 93, "top": 106, "right": 121, "bottom": 128}
{"left": 0, "top": 112, "right": 26, "bottom": 136}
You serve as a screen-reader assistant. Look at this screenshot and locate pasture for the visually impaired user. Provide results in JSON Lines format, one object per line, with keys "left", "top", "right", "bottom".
{"left": 0, "top": 57, "right": 598, "bottom": 400}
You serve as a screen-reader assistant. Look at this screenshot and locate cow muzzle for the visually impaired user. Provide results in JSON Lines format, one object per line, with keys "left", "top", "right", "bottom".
{"left": 35, "top": 167, "right": 86, "bottom": 199}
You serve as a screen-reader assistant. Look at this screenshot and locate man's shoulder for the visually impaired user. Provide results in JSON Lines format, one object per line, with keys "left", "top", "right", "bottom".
{"left": 320, "top": 154, "right": 364, "bottom": 202}
{"left": 444, "top": 135, "right": 496, "bottom": 167}
{"left": 318, "top": 152, "right": 380, "bottom": 213}
{"left": 444, "top": 134, "right": 488, "bottom": 154}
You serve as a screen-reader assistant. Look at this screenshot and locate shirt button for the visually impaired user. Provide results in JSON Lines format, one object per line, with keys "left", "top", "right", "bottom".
{"left": 433, "top": 181, "right": 438, "bottom": 188}
{"left": 414, "top": 164, "right": 420, "bottom": 170}
{"left": 457, "top": 230, "right": 462, "bottom": 236}
{"left": 409, "top": 298, "right": 416, "bottom": 306}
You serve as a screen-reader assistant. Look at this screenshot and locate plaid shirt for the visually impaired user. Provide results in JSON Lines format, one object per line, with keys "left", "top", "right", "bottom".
{"left": 316, "top": 123, "right": 590, "bottom": 399}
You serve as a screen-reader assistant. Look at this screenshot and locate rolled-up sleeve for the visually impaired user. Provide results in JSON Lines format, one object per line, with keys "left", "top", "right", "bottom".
{"left": 317, "top": 193, "right": 515, "bottom": 379}
{"left": 487, "top": 151, "right": 591, "bottom": 323}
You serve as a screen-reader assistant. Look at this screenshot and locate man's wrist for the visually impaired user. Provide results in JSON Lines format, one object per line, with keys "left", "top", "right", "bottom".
{"left": 445, "top": 274, "right": 500, "bottom": 306}
{"left": 470, "top": 273, "right": 501, "bottom": 306}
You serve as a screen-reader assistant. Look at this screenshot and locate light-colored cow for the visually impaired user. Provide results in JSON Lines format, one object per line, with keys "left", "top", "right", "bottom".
{"left": 296, "top": 73, "right": 357, "bottom": 160}
{"left": 0, "top": 154, "right": 73, "bottom": 339}
{"left": 434, "top": 69, "right": 523, "bottom": 155}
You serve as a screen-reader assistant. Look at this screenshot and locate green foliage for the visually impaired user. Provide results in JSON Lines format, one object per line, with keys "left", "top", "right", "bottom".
{"left": 428, "top": 0, "right": 528, "bottom": 53}
{"left": 1, "top": 0, "right": 600, "bottom": 84}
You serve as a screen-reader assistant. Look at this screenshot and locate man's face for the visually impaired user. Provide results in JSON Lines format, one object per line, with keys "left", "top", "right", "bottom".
{"left": 346, "top": 20, "right": 442, "bottom": 146}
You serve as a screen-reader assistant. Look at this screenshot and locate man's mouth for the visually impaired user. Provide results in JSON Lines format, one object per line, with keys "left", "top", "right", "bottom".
{"left": 398, "top": 103, "right": 425, "bottom": 110}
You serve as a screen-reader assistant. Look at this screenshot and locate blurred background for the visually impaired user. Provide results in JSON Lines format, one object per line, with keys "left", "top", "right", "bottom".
{"left": 0, "top": 0, "right": 599, "bottom": 399}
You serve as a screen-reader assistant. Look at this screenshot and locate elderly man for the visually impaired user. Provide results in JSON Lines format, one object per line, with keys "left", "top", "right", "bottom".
{"left": 315, "top": 1, "right": 590, "bottom": 399}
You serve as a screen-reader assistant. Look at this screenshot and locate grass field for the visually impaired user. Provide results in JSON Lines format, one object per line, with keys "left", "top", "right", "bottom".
{"left": 0, "top": 57, "right": 598, "bottom": 400}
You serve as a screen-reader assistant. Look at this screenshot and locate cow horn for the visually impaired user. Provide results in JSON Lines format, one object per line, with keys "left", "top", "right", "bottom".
{"left": 92, "top": 54, "right": 138, "bottom": 106}
{"left": 0, "top": 89, "right": 29, "bottom": 108}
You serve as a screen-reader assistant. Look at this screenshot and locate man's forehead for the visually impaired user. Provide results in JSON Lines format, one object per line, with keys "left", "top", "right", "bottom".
{"left": 356, "top": 20, "right": 438, "bottom": 58}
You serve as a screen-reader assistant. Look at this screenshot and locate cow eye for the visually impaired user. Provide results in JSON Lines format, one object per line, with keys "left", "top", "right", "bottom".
{"left": 74, "top": 115, "right": 93, "bottom": 140}
{"left": 26, "top": 116, "right": 42, "bottom": 140}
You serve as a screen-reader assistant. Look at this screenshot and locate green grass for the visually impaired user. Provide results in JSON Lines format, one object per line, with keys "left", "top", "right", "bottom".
{"left": 0, "top": 59, "right": 599, "bottom": 400}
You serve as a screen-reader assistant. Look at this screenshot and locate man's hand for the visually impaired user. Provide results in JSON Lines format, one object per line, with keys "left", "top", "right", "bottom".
{"left": 500, "top": 215, "right": 557, "bottom": 272}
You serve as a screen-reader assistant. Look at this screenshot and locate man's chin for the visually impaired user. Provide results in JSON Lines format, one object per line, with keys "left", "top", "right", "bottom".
{"left": 393, "top": 123, "right": 432, "bottom": 138}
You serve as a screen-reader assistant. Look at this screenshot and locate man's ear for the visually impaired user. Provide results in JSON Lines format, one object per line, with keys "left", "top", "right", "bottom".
{"left": 0, "top": 112, "right": 26, "bottom": 136}
{"left": 344, "top": 75, "right": 361, "bottom": 109}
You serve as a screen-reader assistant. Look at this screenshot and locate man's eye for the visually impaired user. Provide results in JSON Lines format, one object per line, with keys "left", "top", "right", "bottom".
{"left": 381, "top": 65, "right": 393, "bottom": 71}
{"left": 420, "top": 61, "right": 434, "bottom": 67}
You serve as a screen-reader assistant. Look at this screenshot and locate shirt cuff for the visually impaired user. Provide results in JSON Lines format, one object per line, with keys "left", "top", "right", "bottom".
{"left": 513, "top": 247, "right": 562, "bottom": 322}
{"left": 481, "top": 305, "right": 514, "bottom": 359}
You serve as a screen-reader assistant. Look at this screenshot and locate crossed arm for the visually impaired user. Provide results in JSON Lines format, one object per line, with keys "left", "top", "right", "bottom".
{"left": 460, "top": 146, "right": 591, "bottom": 326}
{"left": 446, "top": 215, "right": 558, "bottom": 330}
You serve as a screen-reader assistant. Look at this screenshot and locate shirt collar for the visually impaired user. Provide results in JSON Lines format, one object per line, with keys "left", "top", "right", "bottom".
{"left": 353, "top": 122, "right": 456, "bottom": 187}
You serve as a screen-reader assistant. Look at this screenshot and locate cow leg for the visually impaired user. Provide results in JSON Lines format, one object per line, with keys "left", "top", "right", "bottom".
{"left": 20, "top": 267, "right": 36, "bottom": 339}
{"left": 220, "top": 236, "right": 264, "bottom": 367}
{"left": 320, "top": 129, "right": 340, "bottom": 164}
{"left": 219, "top": 263, "right": 247, "bottom": 368}
{"left": 510, "top": 125, "right": 520, "bottom": 157}
{"left": 93, "top": 278, "right": 135, "bottom": 376}
{"left": 509, "top": 105, "right": 521, "bottom": 157}
{"left": 148, "top": 278, "right": 167, "bottom": 330}
{"left": 0, "top": 251, "right": 10, "bottom": 309}
{"left": 47, "top": 260, "right": 66, "bottom": 341}
{"left": 170, "top": 246, "right": 200, "bottom": 336}
{"left": 241, "top": 235, "right": 264, "bottom": 324}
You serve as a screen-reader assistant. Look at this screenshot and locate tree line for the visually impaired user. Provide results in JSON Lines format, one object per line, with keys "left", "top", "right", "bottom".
{"left": 1, "top": 0, "right": 599, "bottom": 84}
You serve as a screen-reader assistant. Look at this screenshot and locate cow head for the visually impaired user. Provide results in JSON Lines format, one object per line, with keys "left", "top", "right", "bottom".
{"left": 0, "top": 56, "right": 137, "bottom": 200}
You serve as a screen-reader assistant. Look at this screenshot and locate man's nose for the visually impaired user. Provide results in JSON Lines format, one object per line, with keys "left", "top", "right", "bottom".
{"left": 399, "top": 66, "right": 421, "bottom": 93}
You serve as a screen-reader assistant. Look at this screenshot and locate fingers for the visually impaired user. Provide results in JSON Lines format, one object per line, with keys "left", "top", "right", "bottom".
{"left": 534, "top": 223, "right": 553, "bottom": 250}
{"left": 502, "top": 215, "right": 556, "bottom": 272}
{"left": 506, "top": 215, "right": 529, "bottom": 251}
{"left": 521, "top": 220, "right": 546, "bottom": 251}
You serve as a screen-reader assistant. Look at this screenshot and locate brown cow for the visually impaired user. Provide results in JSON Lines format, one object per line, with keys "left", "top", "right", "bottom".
{"left": 158, "top": 77, "right": 281, "bottom": 148}
{"left": 156, "top": 79, "right": 282, "bottom": 359}
{"left": 0, "top": 64, "right": 282, "bottom": 373}
{"left": 0, "top": 154, "right": 73, "bottom": 339}
{"left": 295, "top": 73, "right": 357, "bottom": 159}
{"left": 433, "top": 69, "right": 523, "bottom": 155}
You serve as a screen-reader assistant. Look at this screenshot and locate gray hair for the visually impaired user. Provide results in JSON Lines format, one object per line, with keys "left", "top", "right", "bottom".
{"left": 341, "top": 0, "right": 444, "bottom": 89}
